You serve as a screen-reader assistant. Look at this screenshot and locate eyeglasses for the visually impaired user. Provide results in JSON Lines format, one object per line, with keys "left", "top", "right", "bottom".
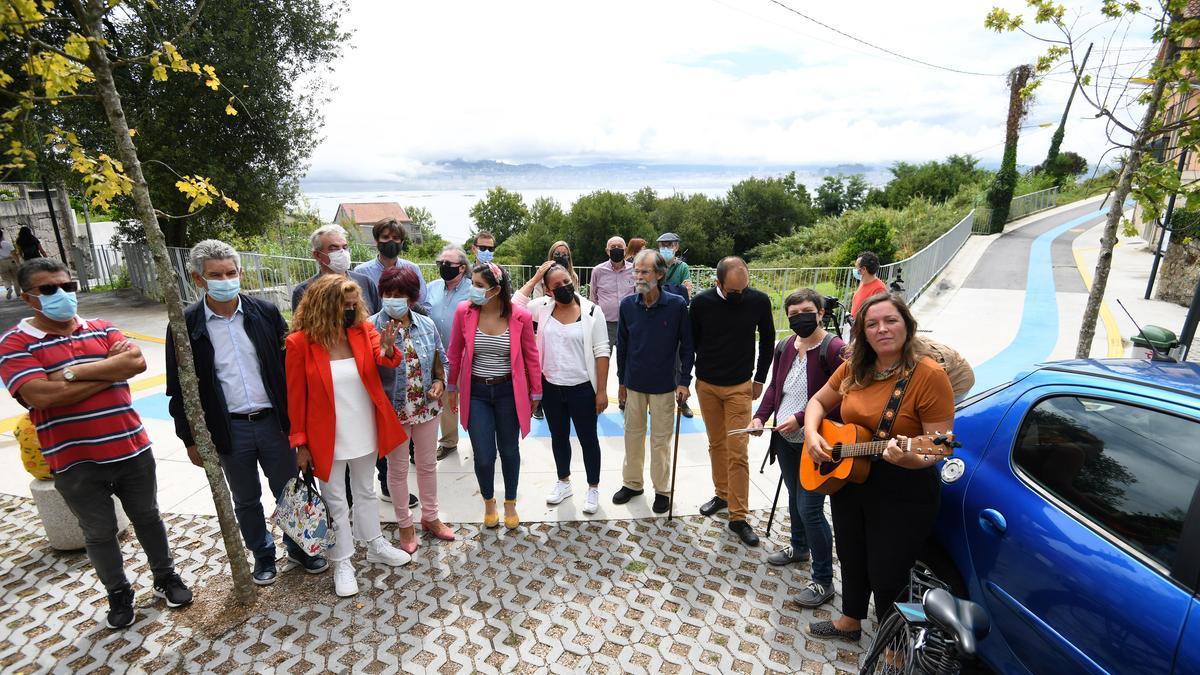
{"left": 476, "top": 245, "right": 495, "bottom": 252}
{"left": 30, "top": 281, "right": 79, "bottom": 295}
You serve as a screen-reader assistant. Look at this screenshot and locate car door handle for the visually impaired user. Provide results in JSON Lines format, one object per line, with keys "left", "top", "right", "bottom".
{"left": 979, "top": 509, "right": 1007, "bottom": 534}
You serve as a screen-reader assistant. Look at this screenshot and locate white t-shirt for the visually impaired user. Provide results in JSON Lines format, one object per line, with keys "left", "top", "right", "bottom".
{"left": 541, "top": 314, "right": 590, "bottom": 387}
{"left": 330, "top": 357, "right": 377, "bottom": 461}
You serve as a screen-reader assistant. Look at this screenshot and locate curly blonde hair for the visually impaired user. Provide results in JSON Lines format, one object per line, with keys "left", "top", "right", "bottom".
{"left": 292, "top": 275, "right": 366, "bottom": 350}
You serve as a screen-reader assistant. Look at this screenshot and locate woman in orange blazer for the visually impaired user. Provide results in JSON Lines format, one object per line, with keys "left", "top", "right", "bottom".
{"left": 286, "top": 274, "right": 411, "bottom": 598}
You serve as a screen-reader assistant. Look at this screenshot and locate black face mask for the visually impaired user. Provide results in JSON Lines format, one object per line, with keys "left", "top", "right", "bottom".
{"left": 725, "top": 289, "right": 744, "bottom": 304}
{"left": 343, "top": 308, "right": 357, "bottom": 329}
{"left": 790, "top": 312, "right": 819, "bottom": 338}
{"left": 608, "top": 248, "right": 625, "bottom": 263}
{"left": 377, "top": 241, "right": 401, "bottom": 258}
{"left": 553, "top": 253, "right": 569, "bottom": 268}
{"left": 552, "top": 284, "right": 575, "bottom": 305}
{"left": 438, "top": 262, "right": 462, "bottom": 282}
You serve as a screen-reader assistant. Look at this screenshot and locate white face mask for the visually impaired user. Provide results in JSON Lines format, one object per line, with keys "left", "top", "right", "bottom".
{"left": 324, "top": 248, "right": 351, "bottom": 274}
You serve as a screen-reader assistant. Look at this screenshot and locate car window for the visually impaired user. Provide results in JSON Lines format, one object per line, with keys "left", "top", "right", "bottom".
{"left": 1013, "top": 396, "right": 1200, "bottom": 571}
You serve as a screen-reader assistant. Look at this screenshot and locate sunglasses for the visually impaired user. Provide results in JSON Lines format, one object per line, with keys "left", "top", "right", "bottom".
{"left": 29, "top": 281, "right": 79, "bottom": 295}
{"left": 475, "top": 245, "right": 496, "bottom": 252}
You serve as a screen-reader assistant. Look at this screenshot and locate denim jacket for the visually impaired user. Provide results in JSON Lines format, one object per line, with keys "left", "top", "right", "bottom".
{"left": 370, "top": 310, "right": 448, "bottom": 412}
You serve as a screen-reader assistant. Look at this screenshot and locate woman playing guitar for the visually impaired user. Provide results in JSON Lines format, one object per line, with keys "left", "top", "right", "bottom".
{"left": 802, "top": 292, "right": 955, "bottom": 642}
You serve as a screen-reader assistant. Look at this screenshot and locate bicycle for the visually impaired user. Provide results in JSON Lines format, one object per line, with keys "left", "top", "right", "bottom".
{"left": 859, "top": 564, "right": 990, "bottom": 674}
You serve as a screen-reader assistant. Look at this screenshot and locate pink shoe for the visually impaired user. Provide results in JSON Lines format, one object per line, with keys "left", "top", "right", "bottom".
{"left": 396, "top": 526, "right": 419, "bottom": 554}
{"left": 421, "top": 519, "right": 456, "bottom": 541}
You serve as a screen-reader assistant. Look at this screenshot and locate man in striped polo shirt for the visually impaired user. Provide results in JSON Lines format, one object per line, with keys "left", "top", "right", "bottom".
{"left": 0, "top": 258, "right": 192, "bottom": 630}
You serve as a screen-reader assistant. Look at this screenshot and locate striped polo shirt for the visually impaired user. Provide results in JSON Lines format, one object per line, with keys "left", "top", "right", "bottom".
{"left": 0, "top": 317, "right": 150, "bottom": 473}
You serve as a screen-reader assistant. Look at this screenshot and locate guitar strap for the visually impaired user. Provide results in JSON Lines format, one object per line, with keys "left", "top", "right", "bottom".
{"left": 873, "top": 368, "right": 913, "bottom": 443}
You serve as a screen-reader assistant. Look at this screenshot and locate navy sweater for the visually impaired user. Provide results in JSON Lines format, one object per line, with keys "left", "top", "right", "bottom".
{"left": 616, "top": 290, "right": 694, "bottom": 394}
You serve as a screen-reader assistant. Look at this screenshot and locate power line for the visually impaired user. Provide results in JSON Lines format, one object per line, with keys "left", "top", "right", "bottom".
{"left": 763, "top": 0, "right": 1007, "bottom": 78}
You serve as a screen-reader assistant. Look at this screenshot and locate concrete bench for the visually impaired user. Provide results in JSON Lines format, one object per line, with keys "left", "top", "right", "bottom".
{"left": 30, "top": 479, "right": 130, "bottom": 551}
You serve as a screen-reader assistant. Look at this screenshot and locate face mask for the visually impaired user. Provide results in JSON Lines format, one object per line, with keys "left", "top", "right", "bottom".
{"left": 469, "top": 285, "right": 491, "bottom": 306}
{"left": 377, "top": 241, "right": 401, "bottom": 259}
{"left": 725, "top": 289, "right": 744, "bottom": 304}
{"left": 608, "top": 248, "right": 625, "bottom": 263}
{"left": 659, "top": 247, "right": 675, "bottom": 263}
{"left": 476, "top": 249, "right": 494, "bottom": 264}
{"left": 206, "top": 277, "right": 240, "bottom": 302}
{"left": 343, "top": 308, "right": 357, "bottom": 328}
{"left": 438, "top": 262, "right": 462, "bottom": 282}
{"left": 325, "top": 248, "right": 351, "bottom": 274}
{"left": 551, "top": 284, "right": 575, "bottom": 305}
{"left": 852, "top": 267, "right": 862, "bottom": 281}
{"left": 38, "top": 288, "right": 77, "bottom": 322}
{"left": 552, "top": 253, "right": 569, "bottom": 268}
{"left": 635, "top": 280, "right": 653, "bottom": 294}
{"left": 383, "top": 297, "right": 409, "bottom": 320}
{"left": 790, "top": 312, "right": 819, "bottom": 338}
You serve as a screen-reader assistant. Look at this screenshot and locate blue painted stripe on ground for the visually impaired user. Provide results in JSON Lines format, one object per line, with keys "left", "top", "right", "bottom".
{"left": 131, "top": 392, "right": 709, "bottom": 436}
{"left": 969, "top": 204, "right": 1126, "bottom": 395}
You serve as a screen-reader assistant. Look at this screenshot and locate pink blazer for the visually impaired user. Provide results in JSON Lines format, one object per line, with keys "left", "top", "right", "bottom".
{"left": 446, "top": 302, "right": 542, "bottom": 438}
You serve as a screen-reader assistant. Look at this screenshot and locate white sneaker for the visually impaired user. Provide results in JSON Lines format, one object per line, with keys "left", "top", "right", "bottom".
{"left": 546, "top": 480, "right": 573, "bottom": 505}
{"left": 365, "top": 537, "right": 411, "bottom": 566}
{"left": 582, "top": 487, "right": 599, "bottom": 515}
{"left": 333, "top": 559, "right": 358, "bottom": 597}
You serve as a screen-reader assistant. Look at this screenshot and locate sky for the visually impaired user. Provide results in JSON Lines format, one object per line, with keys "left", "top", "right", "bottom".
{"left": 303, "top": 0, "right": 1161, "bottom": 182}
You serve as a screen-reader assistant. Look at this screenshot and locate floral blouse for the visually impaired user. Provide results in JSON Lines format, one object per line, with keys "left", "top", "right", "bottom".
{"left": 371, "top": 310, "right": 447, "bottom": 426}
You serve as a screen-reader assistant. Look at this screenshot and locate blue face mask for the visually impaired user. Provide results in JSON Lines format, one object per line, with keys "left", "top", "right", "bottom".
{"left": 852, "top": 267, "right": 862, "bottom": 281}
{"left": 383, "top": 297, "right": 409, "bottom": 320}
{"left": 659, "top": 247, "right": 675, "bottom": 262}
{"left": 206, "top": 277, "right": 240, "bottom": 302}
{"left": 38, "top": 288, "right": 78, "bottom": 322}
{"left": 476, "top": 249, "right": 494, "bottom": 264}
{"left": 469, "top": 285, "right": 491, "bottom": 306}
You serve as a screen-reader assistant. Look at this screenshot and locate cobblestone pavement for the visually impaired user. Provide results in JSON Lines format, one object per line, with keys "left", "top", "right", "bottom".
{"left": 0, "top": 494, "right": 873, "bottom": 674}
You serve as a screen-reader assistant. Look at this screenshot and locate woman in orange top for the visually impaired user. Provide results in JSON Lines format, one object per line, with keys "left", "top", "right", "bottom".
{"left": 802, "top": 293, "right": 954, "bottom": 642}
{"left": 287, "top": 275, "right": 411, "bottom": 598}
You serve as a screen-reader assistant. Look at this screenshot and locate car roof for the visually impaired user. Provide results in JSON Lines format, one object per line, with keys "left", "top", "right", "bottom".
{"left": 1035, "top": 358, "right": 1200, "bottom": 400}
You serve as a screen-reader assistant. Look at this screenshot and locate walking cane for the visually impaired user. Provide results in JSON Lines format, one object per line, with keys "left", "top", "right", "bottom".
{"left": 667, "top": 403, "right": 683, "bottom": 520}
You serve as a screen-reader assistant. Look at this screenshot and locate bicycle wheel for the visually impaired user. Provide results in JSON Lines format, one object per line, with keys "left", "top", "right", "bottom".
{"left": 860, "top": 611, "right": 918, "bottom": 675}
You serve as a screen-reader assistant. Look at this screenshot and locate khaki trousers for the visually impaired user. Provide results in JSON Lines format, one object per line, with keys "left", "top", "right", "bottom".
{"left": 622, "top": 389, "right": 676, "bottom": 495}
{"left": 696, "top": 379, "right": 752, "bottom": 521}
{"left": 438, "top": 390, "right": 459, "bottom": 449}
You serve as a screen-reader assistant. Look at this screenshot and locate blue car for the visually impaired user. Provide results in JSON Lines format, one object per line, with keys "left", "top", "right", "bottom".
{"left": 925, "top": 359, "right": 1200, "bottom": 674}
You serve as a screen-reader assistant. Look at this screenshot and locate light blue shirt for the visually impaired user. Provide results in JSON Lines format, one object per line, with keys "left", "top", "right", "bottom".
{"left": 370, "top": 310, "right": 448, "bottom": 413}
{"left": 427, "top": 276, "right": 471, "bottom": 349}
{"left": 354, "top": 257, "right": 430, "bottom": 312}
{"left": 203, "top": 297, "right": 272, "bottom": 414}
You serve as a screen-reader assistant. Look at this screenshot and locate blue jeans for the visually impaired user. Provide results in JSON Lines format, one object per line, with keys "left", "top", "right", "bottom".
{"left": 468, "top": 381, "right": 521, "bottom": 501}
{"left": 773, "top": 432, "right": 833, "bottom": 586}
{"left": 222, "top": 412, "right": 307, "bottom": 561}
{"left": 541, "top": 378, "right": 601, "bottom": 485}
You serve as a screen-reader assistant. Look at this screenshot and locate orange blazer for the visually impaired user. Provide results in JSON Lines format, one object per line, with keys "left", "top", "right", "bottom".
{"left": 285, "top": 321, "right": 407, "bottom": 482}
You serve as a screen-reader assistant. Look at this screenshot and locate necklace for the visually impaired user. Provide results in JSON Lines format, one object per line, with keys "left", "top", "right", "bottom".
{"left": 872, "top": 361, "right": 903, "bottom": 381}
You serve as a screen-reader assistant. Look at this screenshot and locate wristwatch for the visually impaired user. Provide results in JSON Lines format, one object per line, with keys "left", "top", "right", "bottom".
{"left": 62, "top": 368, "right": 77, "bottom": 382}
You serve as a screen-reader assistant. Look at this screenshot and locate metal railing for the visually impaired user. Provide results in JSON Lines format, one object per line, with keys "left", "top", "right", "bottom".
{"left": 973, "top": 186, "right": 1059, "bottom": 234}
{"left": 118, "top": 210, "right": 976, "bottom": 327}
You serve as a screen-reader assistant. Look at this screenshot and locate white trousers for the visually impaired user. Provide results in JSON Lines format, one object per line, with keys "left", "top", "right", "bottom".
{"left": 319, "top": 452, "right": 383, "bottom": 561}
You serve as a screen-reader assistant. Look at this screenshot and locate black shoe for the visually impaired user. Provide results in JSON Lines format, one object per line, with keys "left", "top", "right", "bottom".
{"left": 652, "top": 494, "right": 671, "bottom": 513}
{"left": 808, "top": 619, "right": 861, "bottom": 642}
{"left": 252, "top": 555, "right": 278, "bottom": 586}
{"left": 766, "top": 545, "right": 811, "bottom": 566}
{"left": 105, "top": 584, "right": 136, "bottom": 629}
{"left": 679, "top": 402, "right": 694, "bottom": 418}
{"left": 409, "top": 493, "right": 419, "bottom": 509}
{"left": 152, "top": 572, "right": 193, "bottom": 608}
{"left": 729, "top": 520, "right": 760, "bottom": 547}
{"left": 532, "top": 404, "right": 544, "bottom": 420}
{"left": 795, "top": 580, "right": 835, "bottom": 608}
{"left": 699, "top": 496, "right": 728, "bottom": 516}
{"left": 287, "top": 551, "right": 329, "bottom": 574}
{"left": 436, "top": 446, "right": 456, "bottom": 461}
{"left": 612, "top": 486, "right": 644, "bottom": 504}
{"left": 619, "top": 402, "right": 626, "bottom": 413}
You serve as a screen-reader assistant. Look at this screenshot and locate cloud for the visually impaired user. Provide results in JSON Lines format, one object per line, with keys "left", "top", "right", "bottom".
{"left": 304, "top": 0, "right": 1157, "bottom": 180}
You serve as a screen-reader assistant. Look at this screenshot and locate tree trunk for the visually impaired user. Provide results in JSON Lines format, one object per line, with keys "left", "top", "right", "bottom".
{"left": 1075, "top": 38, "right": 1177, "bottom": 359}
{"left": 987, "top": 65, "right": 1032, "bottom": 231}
{"left": 80, "top": 0, "right": 255, "bottom": 603}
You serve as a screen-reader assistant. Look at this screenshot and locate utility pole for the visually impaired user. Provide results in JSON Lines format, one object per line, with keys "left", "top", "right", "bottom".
{"left": 38, "top": 174, "right": 68, "bottom": 264}
{"left": 1145, "top": 146, "right": 1188, "bottom": 299}
{"left": 1045, "top": 43, "right": 1092, "bottom": 169}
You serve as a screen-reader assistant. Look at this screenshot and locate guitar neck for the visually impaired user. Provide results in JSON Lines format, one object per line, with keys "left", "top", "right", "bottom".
{"left": 838, "top": 440, "right": 894, "bottom": 458}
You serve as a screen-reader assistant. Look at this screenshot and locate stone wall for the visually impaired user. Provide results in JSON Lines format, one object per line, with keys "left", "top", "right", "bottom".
{"left": 1155, "top": 235, "right": 1200, "bottom": 306}
{"left": 0, "top": 182, "right": 79, "bottom": 267}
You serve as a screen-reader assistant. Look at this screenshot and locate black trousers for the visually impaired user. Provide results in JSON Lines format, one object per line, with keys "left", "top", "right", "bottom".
{"left": 831, "top": 462, "right": 939, "bottom": 623}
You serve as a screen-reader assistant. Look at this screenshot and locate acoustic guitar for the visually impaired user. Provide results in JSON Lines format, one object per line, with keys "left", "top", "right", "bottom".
{"left": 799, "top": 419, "right": 959, "bottom": 495}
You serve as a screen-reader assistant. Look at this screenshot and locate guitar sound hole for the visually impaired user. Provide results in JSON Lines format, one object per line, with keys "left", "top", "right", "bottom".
{"left": 818, "top": 462, "right": 836, "bottom": 476}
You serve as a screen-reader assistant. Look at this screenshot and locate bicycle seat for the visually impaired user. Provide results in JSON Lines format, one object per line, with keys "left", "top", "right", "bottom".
{"left": 922, "top": 588, "right": 990, "bottom": 657}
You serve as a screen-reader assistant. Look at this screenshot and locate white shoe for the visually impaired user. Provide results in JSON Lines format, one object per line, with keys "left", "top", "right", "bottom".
{"left": 546, "top": 480, "right": 573, "bottom": 505}
{"left": 333, "top": 559, "right": 358, "bottom": 597}
{"left": 365, "top": 537, "right": 411, "bottom": 566}
{"left": 582, "top": 487, "right": 599, "bottom": 515}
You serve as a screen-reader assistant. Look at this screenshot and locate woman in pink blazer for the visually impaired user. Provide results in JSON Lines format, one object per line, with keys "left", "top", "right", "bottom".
{"left": 447, "top": 262, "right": 541, "bottom": 529}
